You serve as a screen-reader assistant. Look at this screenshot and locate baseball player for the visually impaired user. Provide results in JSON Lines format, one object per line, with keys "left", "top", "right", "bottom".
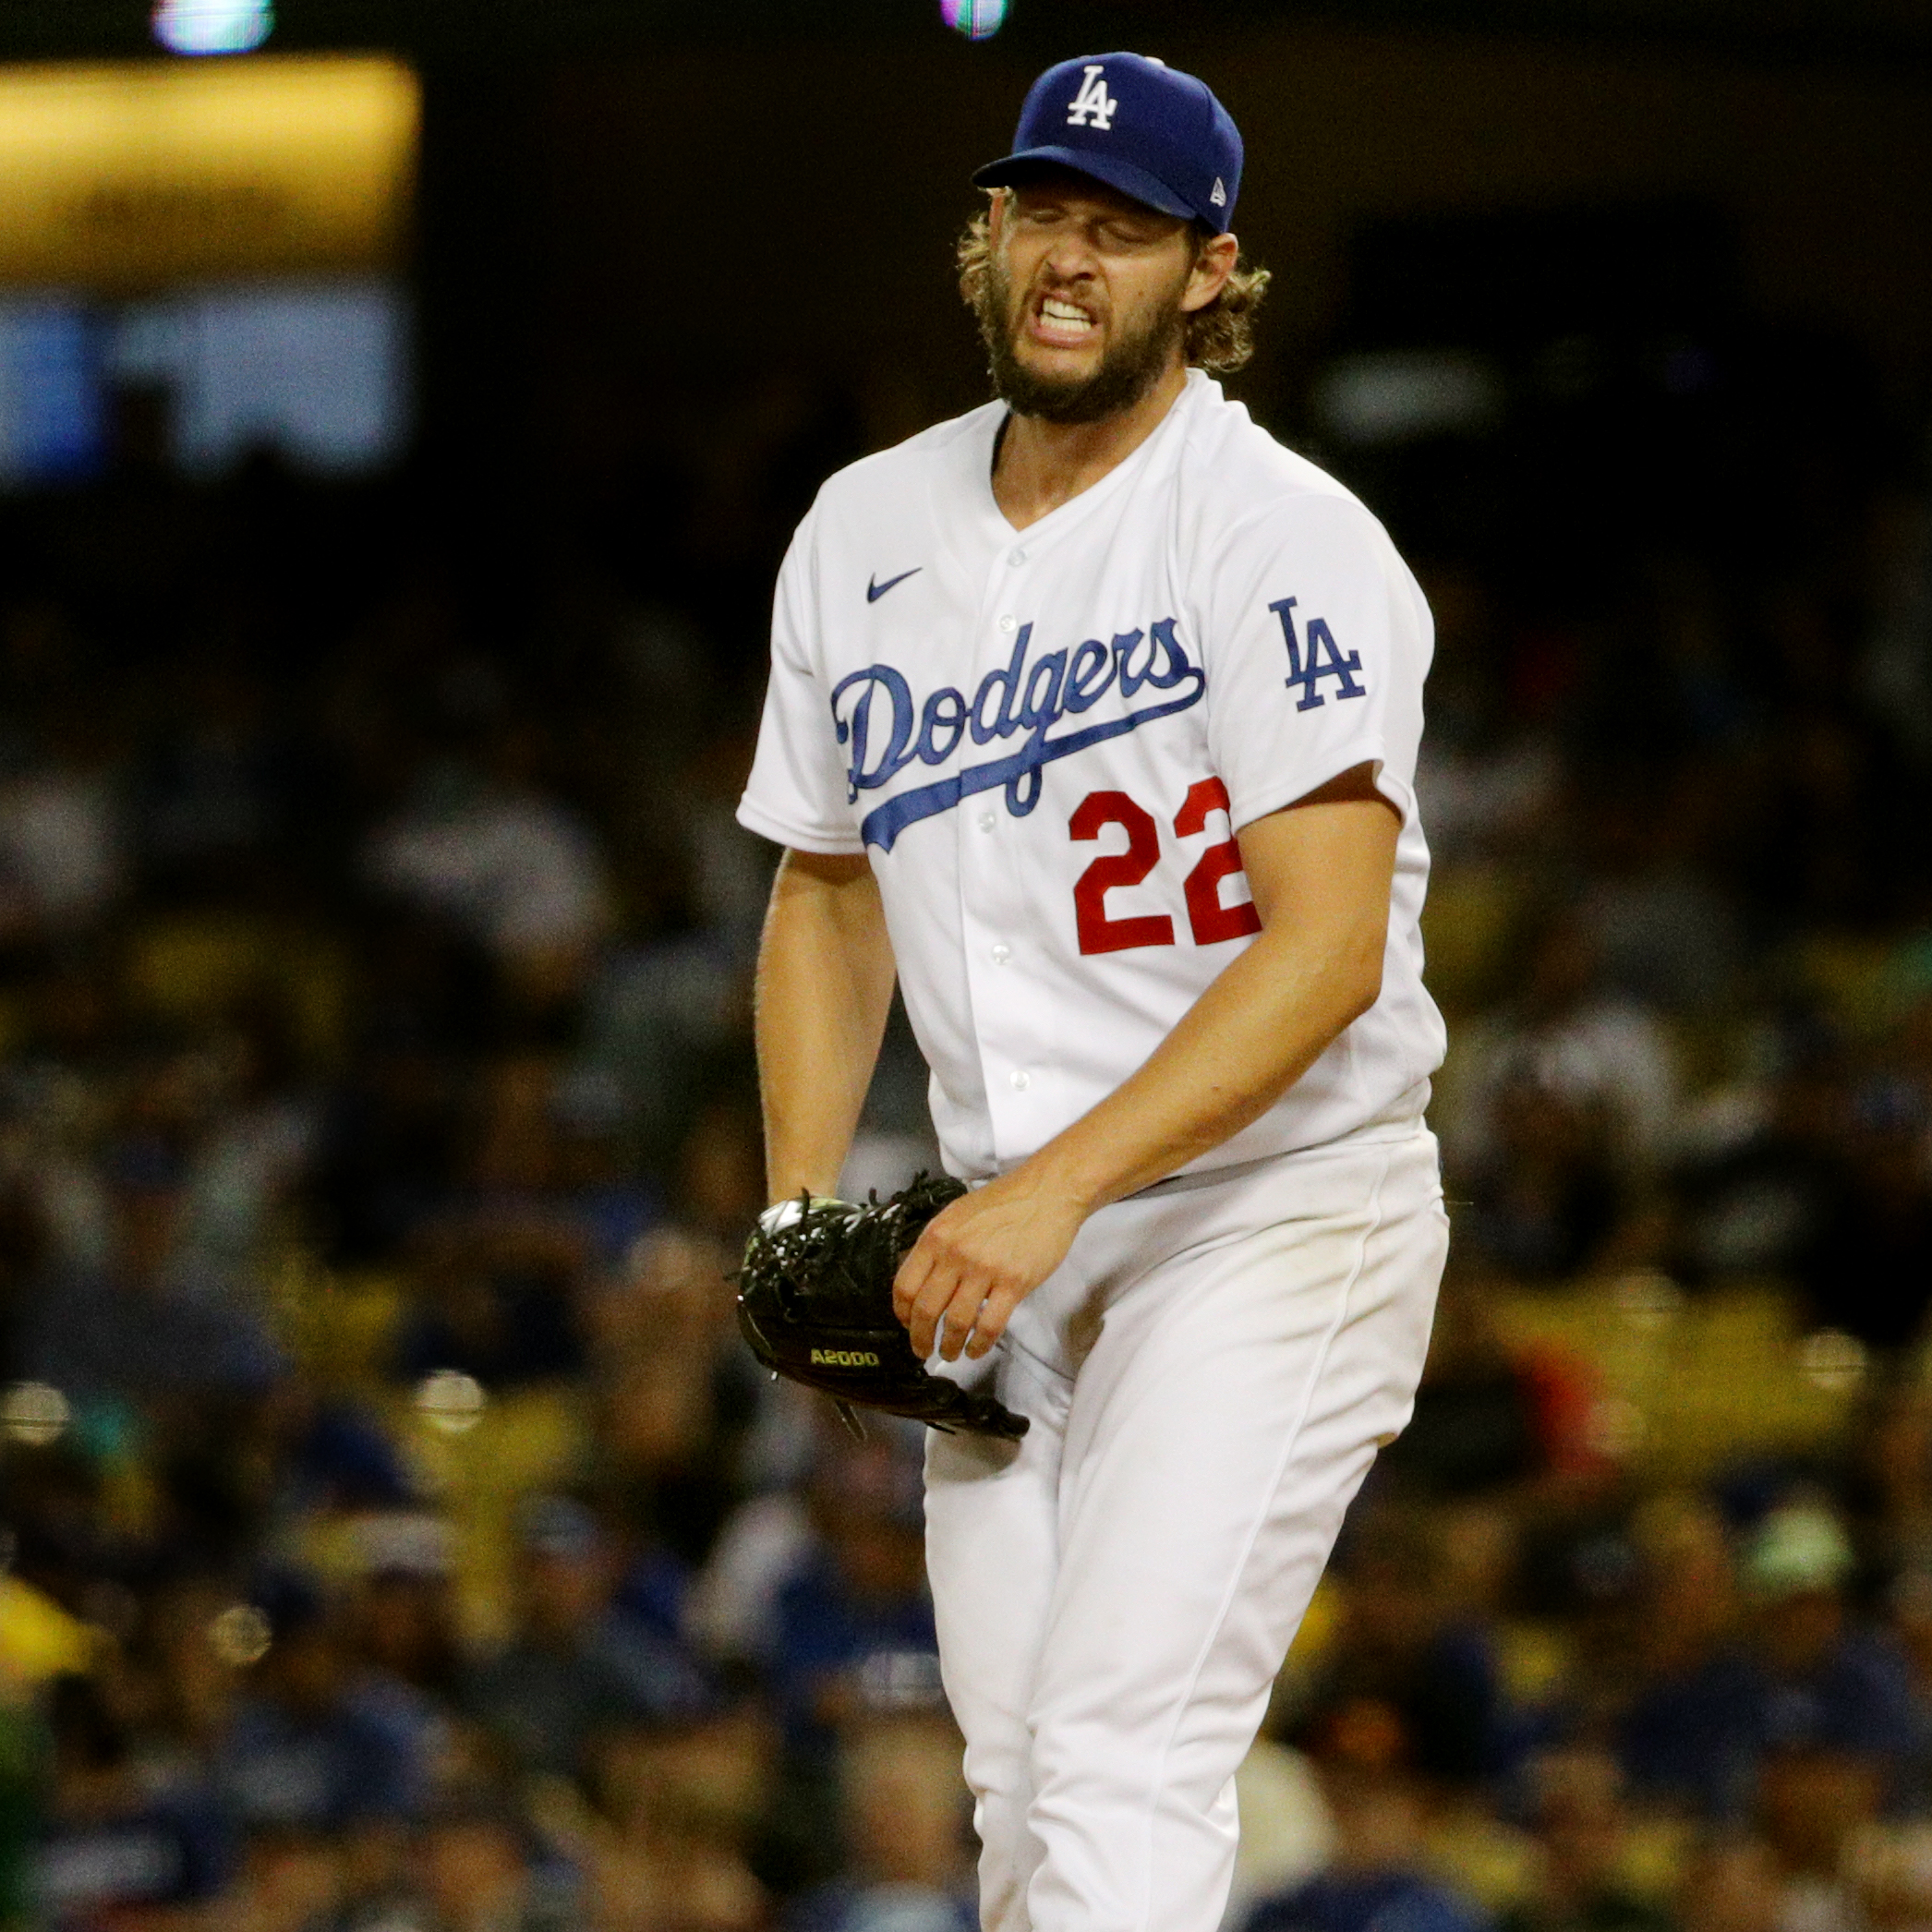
{"left": 738, "top": 50, "right": 1450, "bottom": 1932}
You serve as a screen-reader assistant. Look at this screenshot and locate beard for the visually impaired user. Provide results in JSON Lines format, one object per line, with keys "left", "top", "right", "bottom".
{"left": 975, "top": 253, "right": 1189, "bottom": 426}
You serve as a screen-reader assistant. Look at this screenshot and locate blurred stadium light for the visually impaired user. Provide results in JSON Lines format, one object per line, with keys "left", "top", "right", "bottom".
{"left": 0, "top": 305, "right": 101, "bottom": 485}
{"left": 1311, "top": 350, "right": 1505, "bottom": 448}
{"left": 0, "top": 57, "right": 415, "bottom": 289}
{"left": 941, "top": 0, "right": 1008, "bottom": 38}
{"left": 152, "top": 0, "right": 273, "bottom": 55}
{"left": 0, "top": 55, "right": 417, "bottom": 485}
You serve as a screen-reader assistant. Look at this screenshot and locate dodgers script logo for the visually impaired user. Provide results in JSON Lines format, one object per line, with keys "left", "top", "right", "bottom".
{"left": 832, "top": 620, "right": 1203, "bottom": 852}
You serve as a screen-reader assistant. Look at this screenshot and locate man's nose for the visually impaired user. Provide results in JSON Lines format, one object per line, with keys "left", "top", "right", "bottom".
{"left": 1043, "top": 226, "right": 1100, "bottom": 278}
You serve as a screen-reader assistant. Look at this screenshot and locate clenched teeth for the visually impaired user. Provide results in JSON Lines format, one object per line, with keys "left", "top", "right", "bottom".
{"left": 1041, "top": 298, "right": 1094, "bottom": 330}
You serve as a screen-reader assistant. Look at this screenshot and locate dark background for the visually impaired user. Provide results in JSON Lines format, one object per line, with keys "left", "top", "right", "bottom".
{"left": 1, "top": 6, "right": 1932, "bottom": 1930}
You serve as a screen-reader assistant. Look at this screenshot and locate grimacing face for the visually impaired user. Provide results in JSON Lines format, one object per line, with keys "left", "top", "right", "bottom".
{"left": 975, "top": 174, "right": 1231, "bottom": 426}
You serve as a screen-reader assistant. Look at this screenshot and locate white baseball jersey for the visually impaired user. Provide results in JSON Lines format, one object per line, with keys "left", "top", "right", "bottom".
{"left": 738, "top": 368, "right": 1445, "bottom": 1184}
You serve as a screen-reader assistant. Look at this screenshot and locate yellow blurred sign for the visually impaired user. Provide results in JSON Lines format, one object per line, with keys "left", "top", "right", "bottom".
{"left": 0, "top": 55, "right": 417, "bottom": 290}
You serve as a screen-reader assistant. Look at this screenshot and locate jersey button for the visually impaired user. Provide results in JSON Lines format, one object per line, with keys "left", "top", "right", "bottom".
{"left": 990, "top": 943, "right": 1011, "bottom": 965}
{"left": 1008, "top": 549, "right": 1027, "bottom": 566}
{"left": 997, "top": 613, "right": 1018, "bottom": 633}
{"left": 1009, "top": 1069, "right": 1030, "bottom": 1091}
{"left": 976, "top": 812, "right": 996, "bottom": 833}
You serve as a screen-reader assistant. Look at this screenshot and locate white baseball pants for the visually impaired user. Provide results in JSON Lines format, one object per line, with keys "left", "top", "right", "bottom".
{"left": 924, "top": 1126, "right": 1448, "bottom": 1932}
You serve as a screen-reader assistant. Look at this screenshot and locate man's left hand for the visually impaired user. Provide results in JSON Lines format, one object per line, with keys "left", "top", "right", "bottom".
{"left": 893, "top": 1166, "right": 1088, "bottom": 1362}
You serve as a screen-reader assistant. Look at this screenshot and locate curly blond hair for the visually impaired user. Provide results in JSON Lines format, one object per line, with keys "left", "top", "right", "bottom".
{"left": 956, "top": 196, "right": 1271, "bottom": 377}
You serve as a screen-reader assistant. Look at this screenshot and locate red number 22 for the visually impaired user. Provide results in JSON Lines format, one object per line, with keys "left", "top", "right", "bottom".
{"left": 1069, "top": 778, "right": 1262, "bottom": 956}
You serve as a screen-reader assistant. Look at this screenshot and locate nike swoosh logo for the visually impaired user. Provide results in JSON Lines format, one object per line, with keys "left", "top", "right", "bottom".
{"left": 866, "top": 568, "right": 922, "bottom": 603}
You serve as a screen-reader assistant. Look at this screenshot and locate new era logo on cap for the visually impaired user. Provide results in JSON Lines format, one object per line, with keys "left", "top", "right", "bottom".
{"left": 973, "top": 52, "right": 1245, "bottom": 235}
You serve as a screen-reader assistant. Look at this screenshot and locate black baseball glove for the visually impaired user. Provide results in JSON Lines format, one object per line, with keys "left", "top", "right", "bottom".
{"left": 735, "top": 1173, "right": 1029, "bottom": 1442}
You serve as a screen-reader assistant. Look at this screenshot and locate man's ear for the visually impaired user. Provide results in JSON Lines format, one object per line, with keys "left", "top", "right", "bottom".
{"left": 986, "top": 187, "right": 1010, "bottom": 247}
{"left": 1182, "top": 231, "right": 1240, "bottom": 314}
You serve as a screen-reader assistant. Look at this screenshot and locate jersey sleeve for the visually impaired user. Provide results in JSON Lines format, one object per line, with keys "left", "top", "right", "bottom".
{"left": 737, "top": 512, "right": 867, "bottom": 856}
{"left": 1199, "top": 491, "right": 1432, "bottom": 832}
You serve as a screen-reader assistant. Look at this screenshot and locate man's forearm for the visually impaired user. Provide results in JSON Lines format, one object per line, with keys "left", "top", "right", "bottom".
{"left": 755, "top": 850, "right": 898, "bottom": 1203}
{"left": 892, "top": 772, "right": 1402, "bottom": 1363}
{"left": 1025, "top": 912, "right": 1381, "bottom": 1214}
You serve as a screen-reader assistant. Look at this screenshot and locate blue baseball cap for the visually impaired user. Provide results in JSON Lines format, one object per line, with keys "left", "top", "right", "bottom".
{"left": 973, "top": 54, "right": 1243, "bottom": 235}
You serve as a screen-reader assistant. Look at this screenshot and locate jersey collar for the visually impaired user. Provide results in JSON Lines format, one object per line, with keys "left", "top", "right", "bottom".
{"left": 978, "top": 368, "right": 1217, "bottom": 545}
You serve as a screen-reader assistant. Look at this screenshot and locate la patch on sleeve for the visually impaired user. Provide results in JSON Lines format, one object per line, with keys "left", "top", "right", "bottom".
{"left": 1269, "top": 597, "right": 1368, "bottom": 712}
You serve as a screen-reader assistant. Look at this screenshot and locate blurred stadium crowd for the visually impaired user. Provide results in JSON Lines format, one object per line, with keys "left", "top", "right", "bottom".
{"left": 0, "top": 274, "right": 1927, "bottom": 1932}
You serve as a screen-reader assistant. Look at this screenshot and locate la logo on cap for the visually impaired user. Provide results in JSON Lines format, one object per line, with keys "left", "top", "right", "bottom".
{"left": 1066, "top": 64, "right": 1117, "bottom": 129}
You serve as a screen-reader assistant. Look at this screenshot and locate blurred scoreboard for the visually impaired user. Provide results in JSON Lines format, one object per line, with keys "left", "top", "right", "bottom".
{"left": 0, "top": 54, "right": 417, "bottom": 486}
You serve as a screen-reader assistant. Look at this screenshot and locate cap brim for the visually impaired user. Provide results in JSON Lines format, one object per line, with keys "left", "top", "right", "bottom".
{"left": 972, "top": 146, "right": 1199, "bottom": 223}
